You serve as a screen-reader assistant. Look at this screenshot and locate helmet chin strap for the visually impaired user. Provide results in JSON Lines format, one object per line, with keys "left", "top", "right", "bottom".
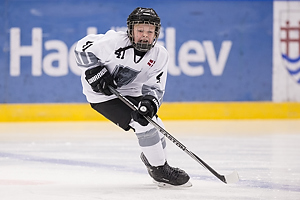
{"left": 133, "top": 41, "right": 153, "bottom": 52}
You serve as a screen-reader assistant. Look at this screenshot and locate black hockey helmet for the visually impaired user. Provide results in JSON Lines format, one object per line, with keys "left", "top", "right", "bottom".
{"left": 127, "top": 7, "right": 161, "bottom": 52}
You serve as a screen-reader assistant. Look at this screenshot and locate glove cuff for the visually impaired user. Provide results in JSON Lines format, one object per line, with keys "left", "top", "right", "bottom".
{"left": 142, "top": 95, "right": 159, "bottom": 115}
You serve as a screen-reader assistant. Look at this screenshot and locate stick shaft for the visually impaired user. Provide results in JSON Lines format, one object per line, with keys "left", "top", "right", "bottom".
{"left": 108, "top": 86, "right": 230, "bottom": 184}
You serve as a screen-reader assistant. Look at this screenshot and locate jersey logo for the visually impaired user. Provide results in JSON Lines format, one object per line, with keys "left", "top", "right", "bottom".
{"left": 147, "top": 59, "right": 156, "bottom": 67}
{"left": 156, "top": 72, "right": 163, "bottom": 83}
{"left": 112, "top": 64, "right": 140, "bottom": 87}
{"left": 82, "top": 41, "right": 94, "bottom": 51}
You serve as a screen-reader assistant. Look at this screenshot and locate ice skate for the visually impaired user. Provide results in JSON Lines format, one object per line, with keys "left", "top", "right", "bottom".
{"left": 141, "top": 153, "right": 192, "bottom": 187}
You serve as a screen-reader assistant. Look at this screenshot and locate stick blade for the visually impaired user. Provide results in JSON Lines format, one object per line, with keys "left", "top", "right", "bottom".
{"left": 224, "top": 171, "right": 240, "bottom": 184}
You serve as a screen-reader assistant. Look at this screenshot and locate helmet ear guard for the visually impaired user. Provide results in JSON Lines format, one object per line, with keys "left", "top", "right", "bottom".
{"left": 127, "top": 7, "right": 161, "bottom": 52}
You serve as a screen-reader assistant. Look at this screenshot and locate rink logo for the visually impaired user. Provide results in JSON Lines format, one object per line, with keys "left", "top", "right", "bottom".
{"left": 280, "top": 12, "right": 300, "bottom": 84}
{"left": 9, "top": 27, "right": 232, "bottom": 78}
{"left": 162, "top": 28, "right": 232, "bottom": 77}
{"left": 10, "top": 27, "right": 81, "bottom": 77}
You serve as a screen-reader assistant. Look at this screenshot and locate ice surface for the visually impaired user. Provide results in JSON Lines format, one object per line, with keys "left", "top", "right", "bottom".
{"left": 0, "top": 120, "right": 299, "bottom": 200}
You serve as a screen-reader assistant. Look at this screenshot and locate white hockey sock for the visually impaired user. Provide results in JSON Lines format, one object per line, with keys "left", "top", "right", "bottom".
{"left": 141, "top": 141, "right": 166, "bottom": 167}
{"left": 130, "top": 117, "right": 167, "bottom": 167}
{"left": 157, "top": 117, "right": 168, "bottom": 160}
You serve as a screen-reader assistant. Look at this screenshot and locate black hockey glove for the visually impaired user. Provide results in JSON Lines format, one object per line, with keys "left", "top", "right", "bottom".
{"left": 85, "top": 65, "right": 117, "bottom": 96}
{"left": 131, "top": 95, "right": 159, "bottom": 126}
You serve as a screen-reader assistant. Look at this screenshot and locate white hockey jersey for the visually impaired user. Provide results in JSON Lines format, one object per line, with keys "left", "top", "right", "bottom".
{"left": 75, "top": 30, "right": 169, "bottom": 105}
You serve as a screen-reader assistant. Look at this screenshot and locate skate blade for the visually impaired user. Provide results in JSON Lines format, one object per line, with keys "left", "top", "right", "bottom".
{"left": 153, "top": 180, "right": 192, "bottom": 188}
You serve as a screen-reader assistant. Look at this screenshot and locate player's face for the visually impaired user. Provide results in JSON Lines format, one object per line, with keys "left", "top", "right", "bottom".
{"left": 133, "top": 24, "right": 156, "bottom": 45}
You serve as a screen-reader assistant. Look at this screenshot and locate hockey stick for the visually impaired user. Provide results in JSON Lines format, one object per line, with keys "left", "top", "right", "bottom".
{"left": 108, "top": 86, "right": 239, "bottom": 184}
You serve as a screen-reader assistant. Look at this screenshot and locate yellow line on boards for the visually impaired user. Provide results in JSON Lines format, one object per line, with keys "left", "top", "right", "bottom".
{"left": 158, "top": 102, "right": 300, "bottom": 120}
{"left": 0, "top": 102, "right": 299, "bottom": 122}
{"left": 0, "top": 103, "right": 105, "bottom": 122}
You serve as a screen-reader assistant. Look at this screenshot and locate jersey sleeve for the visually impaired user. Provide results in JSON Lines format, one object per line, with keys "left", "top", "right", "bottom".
{"left": 142, "top": 47, "right": 169, "bottom": 105}
{"left": 74, "top": 30, "right": 118, "bottom": 70}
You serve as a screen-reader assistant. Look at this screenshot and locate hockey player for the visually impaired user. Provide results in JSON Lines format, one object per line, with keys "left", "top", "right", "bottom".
{"left": 75, "top": 7, "right": 191, "bottom": 187}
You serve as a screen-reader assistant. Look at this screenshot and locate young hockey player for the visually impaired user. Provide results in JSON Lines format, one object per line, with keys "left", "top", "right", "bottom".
{"left": 75, "top": 7, "right": 191, "bottom": 187}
